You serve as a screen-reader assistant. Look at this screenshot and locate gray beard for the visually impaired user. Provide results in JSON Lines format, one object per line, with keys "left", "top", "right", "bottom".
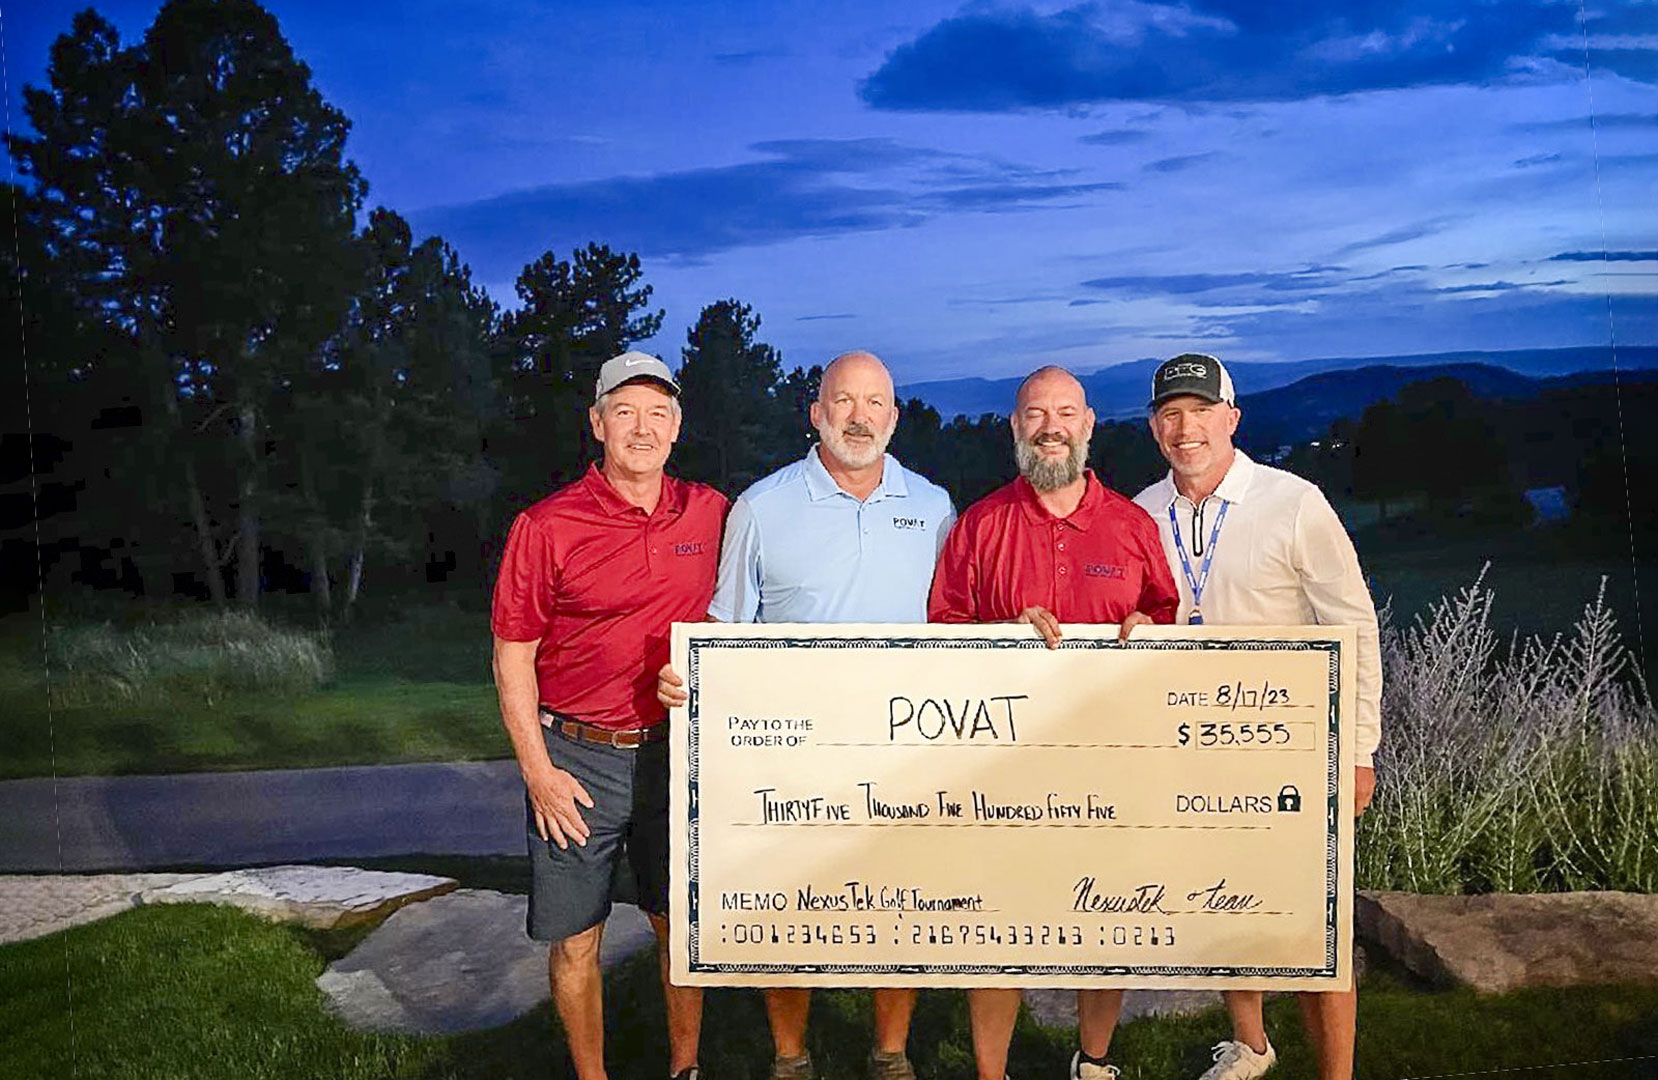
{"left": 817, "top": 423, "right": 891, "bottom": 470}
{"left": 1015, "top": 436, "right": 1088, "bottom": 492}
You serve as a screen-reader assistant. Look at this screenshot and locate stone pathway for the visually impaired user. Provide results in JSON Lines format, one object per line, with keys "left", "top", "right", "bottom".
{"left": 0, "top": 866, "right": 456, "bottom": 944}
{"left": 144, "top": 865, "right": 456, "bottom": 929}
{"left": 0, "top": 872, "right": 208, "bottom": 945}
{"left": 318, "top": 892, "right": 654, "bottom": 1033}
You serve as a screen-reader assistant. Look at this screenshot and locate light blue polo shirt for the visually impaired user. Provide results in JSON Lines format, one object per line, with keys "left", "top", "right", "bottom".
{"left": 708, "top": 447, "right": 956, "bottom": 623}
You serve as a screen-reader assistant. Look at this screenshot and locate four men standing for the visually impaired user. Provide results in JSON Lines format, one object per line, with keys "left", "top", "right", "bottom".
{"left": 492, "top": 348, "right": 1380, "bottom": 1080}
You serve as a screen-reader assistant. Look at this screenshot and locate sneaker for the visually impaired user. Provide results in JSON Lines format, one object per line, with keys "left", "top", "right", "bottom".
{"left": 1069, "top": 1052, "right": 1121, "bottom": 1080}
{"left": 869, "top": 1051, "right": 916, "bottom": 1080}
{"left": 771, "top": 1054, "right": 815, "bottom": 1080}
{"left": 1197, "top": 1039, "right": 1276, "bottom": 1080}
{"left": 671, "top": 1070, "right": 701, "bottom": 1080}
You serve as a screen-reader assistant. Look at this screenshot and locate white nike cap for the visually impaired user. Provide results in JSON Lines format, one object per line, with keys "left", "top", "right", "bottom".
{"left": 594, "top": 351, "right": 681, "bottom": 403}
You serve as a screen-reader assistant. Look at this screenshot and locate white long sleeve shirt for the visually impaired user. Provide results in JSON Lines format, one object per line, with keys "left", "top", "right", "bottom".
{"left": 1134, "top": 451, "right": 1383, "bottom": 767}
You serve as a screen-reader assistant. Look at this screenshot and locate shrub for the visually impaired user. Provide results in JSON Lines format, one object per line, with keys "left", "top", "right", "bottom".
{"left": 1358, "top": 570, "right": 1658, "bottom": 894}
{"left": 47, "top": 611, "right": 333, "bottom": 707}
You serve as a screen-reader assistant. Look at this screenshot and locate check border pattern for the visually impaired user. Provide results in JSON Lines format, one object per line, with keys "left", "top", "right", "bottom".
{"left": 683, "top": 633, "right": 1343, "bottom": 979}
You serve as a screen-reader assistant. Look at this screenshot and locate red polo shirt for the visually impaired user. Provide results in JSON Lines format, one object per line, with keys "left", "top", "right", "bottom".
{"left": 492, "top": 465, "right": 727, "bottom": 729}
{"left": 929, "top": 471, "right": 1178, "bottom": 625}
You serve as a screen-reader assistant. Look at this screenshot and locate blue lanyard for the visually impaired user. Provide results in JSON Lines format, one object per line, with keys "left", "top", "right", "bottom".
{"left": 1168, "top": 499, "right": 1228, "bottom": 624}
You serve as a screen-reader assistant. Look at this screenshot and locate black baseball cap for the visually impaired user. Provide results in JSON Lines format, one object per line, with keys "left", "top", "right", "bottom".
{"left": 1149, "top": 353, "right": 1236, "bottom": 408}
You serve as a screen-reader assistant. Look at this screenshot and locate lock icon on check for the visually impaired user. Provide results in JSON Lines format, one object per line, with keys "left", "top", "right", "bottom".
{"left": 1277, "top": 785, "right": 1302, "bottom": 813}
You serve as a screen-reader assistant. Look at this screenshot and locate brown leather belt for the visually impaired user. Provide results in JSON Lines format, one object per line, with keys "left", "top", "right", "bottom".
{"left": 540, "top": 708, "right": 666, "bottom": 748}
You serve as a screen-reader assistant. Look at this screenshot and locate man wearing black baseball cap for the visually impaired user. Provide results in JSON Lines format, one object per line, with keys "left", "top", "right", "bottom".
{"left": 1147, "top": 351, "right": 1236, "bottom": 410}
{"left": 1136, "top": 352, "right": 1382, "bottom": 1080}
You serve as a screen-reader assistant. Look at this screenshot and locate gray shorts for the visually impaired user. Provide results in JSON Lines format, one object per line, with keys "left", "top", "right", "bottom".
{"left": 525, "top": 725, "right": 670, "bottom": 942}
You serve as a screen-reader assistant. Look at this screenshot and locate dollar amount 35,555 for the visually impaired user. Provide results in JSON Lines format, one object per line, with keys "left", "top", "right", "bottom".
{"left": 1176, "top": 721, "right": 1293, "bottom": 748}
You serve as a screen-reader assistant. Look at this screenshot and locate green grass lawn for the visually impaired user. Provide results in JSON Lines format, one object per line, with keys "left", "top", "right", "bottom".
{"left": 0, "top": 677, "right": 501, "bottom": 780}
{"left": 0, "top": 606, "right": 506, "bottom": 780}
{"left": 0, "top": 905, "right": 437, "bottom": 1080}
{"left": 3, "top": 904, "right": 1656, "bottom": 1080}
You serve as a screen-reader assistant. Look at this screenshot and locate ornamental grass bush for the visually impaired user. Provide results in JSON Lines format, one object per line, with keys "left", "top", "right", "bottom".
{"left": 47, "top": 611, "right": 333, "bottom": 707}
{"left": 1358, "top": 570, "right": 1658, "bottom": 894}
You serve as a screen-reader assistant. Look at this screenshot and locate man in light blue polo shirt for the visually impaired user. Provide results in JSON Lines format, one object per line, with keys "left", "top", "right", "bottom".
{"left": 710, "top": 358, "right": 953, "bottom": 625}
{"left": 659, "top": 349, "right": 953, "bottom": 1080}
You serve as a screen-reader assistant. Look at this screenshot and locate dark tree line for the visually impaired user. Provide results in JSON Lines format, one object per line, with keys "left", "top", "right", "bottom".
{"left": 0, "top": 1, "right": 857, "bottom": 617}
{"left": 16, "top": 2, "right": 1636, "bottom": 623}
{"left": 0, "top": 0, "right": 1099, "bottom": 622}
{"left": 1288, "top": 373, "right": 1658, "bottom": 531}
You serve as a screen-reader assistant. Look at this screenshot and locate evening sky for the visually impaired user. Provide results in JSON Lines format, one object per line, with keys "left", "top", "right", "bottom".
{"left": 6, "top": 0, "right": 1654, "bottom": 381}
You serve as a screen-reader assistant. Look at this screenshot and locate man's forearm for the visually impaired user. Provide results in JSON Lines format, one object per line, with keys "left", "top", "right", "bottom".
{"left": 494, "top": 641, "right": 554, "bottom": 783}
{"left": 503, "top": 702, "right": 555, "bottom": 783}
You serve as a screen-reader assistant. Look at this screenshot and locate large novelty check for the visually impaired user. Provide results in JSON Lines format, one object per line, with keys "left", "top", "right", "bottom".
{"left": 669, "top": 623, "right": 1355, "bottom": 990}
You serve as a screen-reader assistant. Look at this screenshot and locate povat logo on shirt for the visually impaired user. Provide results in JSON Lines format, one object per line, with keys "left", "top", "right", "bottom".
{"left": 1084, "top": 563, "right": 1126, "bottom": 579}
{"left": 892, "top": 516, "right": 927, "bottom": 531}
{"left": 672, "top": 541, "right": 708, "bottom": 556}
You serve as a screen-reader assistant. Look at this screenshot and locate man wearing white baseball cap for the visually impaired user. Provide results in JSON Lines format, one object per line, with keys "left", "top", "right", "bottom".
{"left": 493, "top": 349, "right": 726, "bottom": 1080}
{"left": 1134, "top": 352, "right": 1382, "bottom": 1080}
{"left": 592, "top": 349, "right": 682, "bottom": 399}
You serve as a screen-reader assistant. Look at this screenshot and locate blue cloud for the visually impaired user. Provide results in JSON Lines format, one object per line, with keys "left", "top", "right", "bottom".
{"left": 416, "top": 139, "right": 1122, "bottom": 275}
{"left": 1514, "top": 153, "right": 1563, "bottom": 168}
{"left": 418, "top": 160, "right": 916, "bottom": 276}
{"left": 1081, "top": 267, "right": 1343, "bottom": 298}
{"left": 1331, "top": 219, "right": 1458, "bottom": 257}
{"left": 1433, "top": 280, "right": 1571, "bottom": 294}
{"left": 1348, "top": 265, "right": 1429, "bottom": 282}
{"left": 1510, "top": 112, "right": 1658, "bottom": 133}
{"left": 946, "top": 293, "right": 1072, "bottom": 308}
{"left": 1143, "top": 152, "right": 1222, "bottom": 173}
{"left": 1145, "top": 327, "right": 1235, "bottom": 340}
{"left": 1576, "top": 48, "right": 1658, "bottom": 83}
{"left": 1578, "top": 2, "right": 1658, "bottom": 36}
{"left": 925, "top": 179, "right": 1123, "bottom": 209}
{"left": 1214, "top": 281, "right": 1658, "bottom": 359}
{"left": 1079, "top": 128, "right": 1152, "bottom": 145}
{"left": 1550, "top": 250, "right": 1658, "bottom": 262}
{"left": 796, "top": 313, "right": 858, "bottom": 321}
{"left": 747, "top": 138, "right": 943, "bottom": 171}
{"left": 859, "top": 2, "right": 1651, "bottom": 110}
{"left": 1076, "top": 264, "right": 1587, "bottom": 312}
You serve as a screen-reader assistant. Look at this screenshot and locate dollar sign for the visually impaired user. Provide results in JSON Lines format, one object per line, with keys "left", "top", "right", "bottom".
{"left": 1178, "top": 722, "right": 1190, "bottom": 746}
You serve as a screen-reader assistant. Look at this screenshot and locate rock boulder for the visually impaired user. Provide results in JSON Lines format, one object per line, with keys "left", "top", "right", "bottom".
{"left": 141, "top": 865, "right": 455, "bottom": 929}
{"left": 1357, "top": 890, "right": 1658, "bottom": 994}
{"left": 319, "top": 891, "right": 655, "bottom": 1034}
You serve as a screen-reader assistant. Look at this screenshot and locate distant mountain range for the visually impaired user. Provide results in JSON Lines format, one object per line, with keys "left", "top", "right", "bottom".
{"left": 1235, "top": 362, "right": 1658, "bottom": 447}
{"left": 896, "top": 345, "right": 1658, "bottom": 423}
